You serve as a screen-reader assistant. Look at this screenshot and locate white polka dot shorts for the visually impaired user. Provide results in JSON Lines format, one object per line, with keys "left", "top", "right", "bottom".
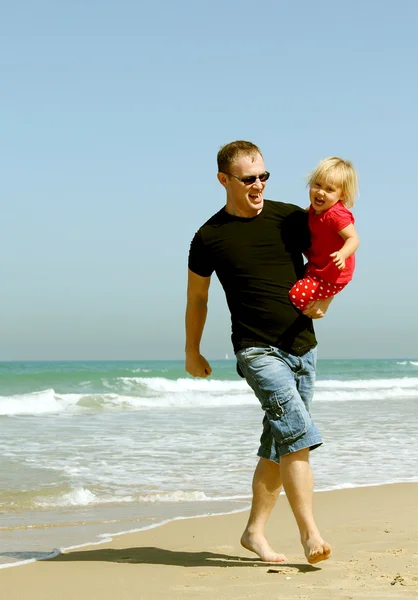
{"left": 289, "top": 275, "right": 347, "bottom": 311}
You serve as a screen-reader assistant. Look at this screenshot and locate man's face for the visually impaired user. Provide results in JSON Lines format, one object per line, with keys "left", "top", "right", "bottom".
{"left": 219, "top": 153, "right": 268, "bottom": 218}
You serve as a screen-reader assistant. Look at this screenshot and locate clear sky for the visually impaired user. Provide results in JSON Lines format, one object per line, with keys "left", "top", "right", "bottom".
{"left": 2, "top": 0, "right": 418, "bottom": 360}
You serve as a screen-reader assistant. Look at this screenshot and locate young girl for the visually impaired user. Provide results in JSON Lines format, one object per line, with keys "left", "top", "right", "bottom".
{"left": 289, "top": 156, "right": 360, "bottom": 311}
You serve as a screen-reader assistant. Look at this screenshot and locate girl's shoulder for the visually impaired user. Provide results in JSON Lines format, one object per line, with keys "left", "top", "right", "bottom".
{"left": 330, "top": 201, "right": 353, "bottom": 216}
{"left": 327, "top": 201, "right": 355, "bottom": 227}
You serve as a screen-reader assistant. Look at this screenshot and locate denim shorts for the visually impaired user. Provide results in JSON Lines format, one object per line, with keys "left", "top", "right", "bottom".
{"left": 236, "top": 345, "right": 322, "bottom": 462}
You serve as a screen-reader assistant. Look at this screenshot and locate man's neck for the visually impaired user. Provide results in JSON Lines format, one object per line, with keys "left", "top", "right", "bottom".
{"left": 224, "top": 201, "right": 263, "bottom": 218}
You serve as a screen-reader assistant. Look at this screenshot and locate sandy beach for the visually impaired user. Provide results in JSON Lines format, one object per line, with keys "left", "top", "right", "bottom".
{"left": 1, "top": 483, "right": 417, "bottom": 599}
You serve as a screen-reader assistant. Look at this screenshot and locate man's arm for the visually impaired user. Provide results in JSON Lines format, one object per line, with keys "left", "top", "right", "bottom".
{"left": 185, "top": 269, "right": 212, "bottom": 377}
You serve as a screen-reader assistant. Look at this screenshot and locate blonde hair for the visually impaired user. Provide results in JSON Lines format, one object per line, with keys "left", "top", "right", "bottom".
{"left": 307, "top": 156, "right": 358, "bottom": 208}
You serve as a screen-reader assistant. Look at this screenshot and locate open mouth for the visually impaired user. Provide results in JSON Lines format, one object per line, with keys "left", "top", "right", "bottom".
{"left": 249, "top": 193, "right": 263, "bottom": 201}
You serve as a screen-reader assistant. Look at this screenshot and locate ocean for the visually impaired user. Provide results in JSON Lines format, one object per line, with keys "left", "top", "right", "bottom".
{"left": 1, "top": 358, "right": 417, "bottom": 569}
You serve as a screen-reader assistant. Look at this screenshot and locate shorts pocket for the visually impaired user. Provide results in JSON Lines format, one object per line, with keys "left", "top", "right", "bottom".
{"left": 265, "top": 388, "right": 309, "bottom": 444}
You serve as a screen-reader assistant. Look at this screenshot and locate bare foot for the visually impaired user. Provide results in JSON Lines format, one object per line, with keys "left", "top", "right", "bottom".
{"left": 302, "top": 536, "right": 332, "bottom": 564}
{"left": 241, "top": 531, "right": 287, "bottom": 563}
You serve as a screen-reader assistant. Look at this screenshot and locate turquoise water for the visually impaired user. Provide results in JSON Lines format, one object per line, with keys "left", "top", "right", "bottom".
{"left": 2, "top": 358, "right": 416, "bottom": 394}
{"left": 1, "top": 358, "right": 417, "bottom": 568}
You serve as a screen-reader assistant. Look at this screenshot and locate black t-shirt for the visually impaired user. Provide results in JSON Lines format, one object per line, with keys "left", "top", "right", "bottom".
{"left": 188, "top": 200, "right": 317, "bottom": 356}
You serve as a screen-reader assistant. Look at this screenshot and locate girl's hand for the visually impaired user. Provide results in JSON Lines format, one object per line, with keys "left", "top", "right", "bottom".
{"left": 330, "top": 251, "right": 345, "bottom": 270}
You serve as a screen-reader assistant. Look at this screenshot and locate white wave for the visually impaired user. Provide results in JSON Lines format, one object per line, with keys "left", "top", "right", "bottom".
{"left": 34, "top": 487, "right": 249, "bottom": 508}
{"left": 128, "top": 393, "right": 255, "bottom": 409}
{"left": 119, "top": 375, "right": 418, "bottom": 393}
{"left": 315, "top": 377, "right": 418, "bottom": 401}
{"left": 396, "top": 360, "right": 418, "bottom": 366}
{"left": 136, "top": 491, "right": 251, "bottom": 503}
{"left": 0, "top": 386, "right": 257, "bottom": 416}
{"left": 315, "top": 477, "right": 418, "bottom": 491}
{"left": 0, "top": 389, "right": 104, "bottom": 416}
{"left": 0, "top": 389, "right": 65, "bottom": 416}
{"left": 36, "top": 488, "right": 97, "bottom": 507}
{"left": 35, "top": 487, "right": 134, "bottom": 508}
{"left": 316, "top": 377, "right": 418, "bottom": 389}
{"left": 112, "top": 376, "right": 248, "bottom": 394}
{"left": 315, "top": 388, "right": 418, "bottom": 401}
{"left": 2, "top": 375, "right": 418, "bottom": 416}
{"left": 137, "top": 491, "right": 210, "bottom": 503}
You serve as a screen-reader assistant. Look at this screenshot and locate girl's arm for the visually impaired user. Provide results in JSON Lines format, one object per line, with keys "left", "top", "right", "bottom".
{"left": 331, "top": 224, "right": 359, "bottom": 270}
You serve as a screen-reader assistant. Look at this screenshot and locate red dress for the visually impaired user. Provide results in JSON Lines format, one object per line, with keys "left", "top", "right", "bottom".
{"left": 289, "top": 202, "right": 355, "bottom": 310}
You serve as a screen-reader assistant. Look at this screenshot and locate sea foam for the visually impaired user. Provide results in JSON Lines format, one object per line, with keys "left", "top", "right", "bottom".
{"left": 1, "top": 376, "right": 418, "bottom": 416}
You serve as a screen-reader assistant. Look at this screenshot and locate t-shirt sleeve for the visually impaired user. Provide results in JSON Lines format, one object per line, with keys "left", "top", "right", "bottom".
{"left": 329, "top": 204, "right": 355, "bottom": 231}
{"left": 188, "top": 229, "right": 215, "bottom": 277}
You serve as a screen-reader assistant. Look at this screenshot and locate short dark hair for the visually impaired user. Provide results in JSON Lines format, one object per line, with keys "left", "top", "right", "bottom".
{"left": 217, "top": 140, "right": 263, "bottom": 173}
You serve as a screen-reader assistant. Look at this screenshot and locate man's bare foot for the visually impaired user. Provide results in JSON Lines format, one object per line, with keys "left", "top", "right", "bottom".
{"left": 302, "top": 536, "right": 332, "bottom": 564}
{"left": 240, "top": 531, "right": 287, "bottom": 563}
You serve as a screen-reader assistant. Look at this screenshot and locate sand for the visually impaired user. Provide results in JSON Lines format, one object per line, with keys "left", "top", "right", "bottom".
{"left": 1, "top": 483, "right": 417, "bottom": 600}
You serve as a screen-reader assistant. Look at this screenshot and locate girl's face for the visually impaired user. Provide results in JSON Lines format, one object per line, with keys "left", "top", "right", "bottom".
{"left": 309, "top": 178, "right": 344, "bottom": 213}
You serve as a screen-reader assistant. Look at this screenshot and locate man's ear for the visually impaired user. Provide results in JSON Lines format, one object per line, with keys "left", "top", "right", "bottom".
{"left": 217, "top": 172, "right": 228, "bottom": 188}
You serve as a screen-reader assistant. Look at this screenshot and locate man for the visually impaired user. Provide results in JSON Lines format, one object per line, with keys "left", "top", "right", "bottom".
{"left": 185, "top": 141, "right": 332, "bottom": 564}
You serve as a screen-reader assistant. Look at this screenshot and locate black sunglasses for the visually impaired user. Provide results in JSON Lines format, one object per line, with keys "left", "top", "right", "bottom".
{"left": 223, "top": 171, "right": 270, "bottom": 185}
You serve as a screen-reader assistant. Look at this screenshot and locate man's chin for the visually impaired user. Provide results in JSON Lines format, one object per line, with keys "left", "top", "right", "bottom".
{"left": 249, "top": 197, "right": 264, "bottom": 212}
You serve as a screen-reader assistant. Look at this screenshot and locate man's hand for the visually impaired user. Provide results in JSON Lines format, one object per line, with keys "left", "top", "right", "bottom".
{"left": 185, "top": 352, "right": 212, "bottom": 378}
{"left": 303, "top": 296, "right": 333, "bottom": 319}
{"left": 330, "top": 251, "right": 346, "bottom": 270}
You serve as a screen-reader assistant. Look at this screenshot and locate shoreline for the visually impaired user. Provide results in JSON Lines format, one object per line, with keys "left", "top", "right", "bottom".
{"left": 2, "top": 479, "right": 418, "bottom": 571}
{"left": 1, "top": 483, "right": 417, "bottom": 599}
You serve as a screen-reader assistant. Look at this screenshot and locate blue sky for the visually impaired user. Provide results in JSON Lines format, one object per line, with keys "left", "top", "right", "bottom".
{"left": 2, "top": 0, "right": 418, "bottom": 360}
